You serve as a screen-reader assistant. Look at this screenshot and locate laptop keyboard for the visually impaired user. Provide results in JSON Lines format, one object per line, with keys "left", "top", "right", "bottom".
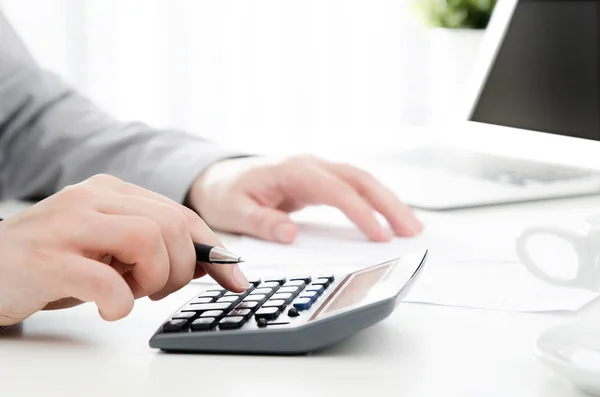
{"left": 397, "top": 148, "right": 599, "bottom": 186}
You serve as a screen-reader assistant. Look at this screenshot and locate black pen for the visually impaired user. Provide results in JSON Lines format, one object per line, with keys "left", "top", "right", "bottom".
{"left": 194, "top": 242, "right": 244, "bottom": 264}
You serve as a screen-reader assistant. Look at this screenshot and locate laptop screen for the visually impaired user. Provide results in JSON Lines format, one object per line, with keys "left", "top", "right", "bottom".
{"left": 470, "top": 0, "right": 600, "bottom": 141}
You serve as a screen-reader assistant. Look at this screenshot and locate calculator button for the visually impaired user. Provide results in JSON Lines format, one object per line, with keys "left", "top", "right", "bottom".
{"left": 171, "top": 311, "right": 196, "bottom": 320}
{"left": 304, "top": 285, "right": 324, "bottom": 295}
{"left": 236, "top": 301, "right": 260, "bottom": 311}
{"left": 191, "top": 317, "right": 217, "bottom": 331}
{"left": 277, "top": 286, "right": 300, "bottom": 295}
{"left": 225, "top": 290, "right": 250, "bottom": 298}
{"left": 181, "top": 304, "right": 205, "bottom": 312}
{"left": 248, "top": 278, "right": 262, "bottom": 287}
{"left": 190, "top": 297, "right": 215, "bottom": 304}
{"left": 263, "top": 277, "right": 287, "bottom": 285}
{"left": 283, "top": 280, "right": 306, "bottom": 288}
{"left": 229, "top": 308, "right": 252, "bottom": 320}
{"left": 258, "top": 282, "right": 280, "bottom": 290}
{"left": 243, "top": 294, "right": 267, "bottom": 305}
{"left": 320, "top": 275, "right": 335, "bottom": 282}
{"left": 206, "top": 287, "right": 226, "bottom": 294}
{"left": 299, "top": 291, "right": 319, "bottom": 302}
{"left": 312, "top": 278, "right": 332, "bottom": 288}
{"left": 185, "top": 303, "right": 234, "bottom": 312}
{"left": 251, "top": 288, "right": 275, "bottom": 297}
{"left": 217, "top": 296, "right": 242, "bottom": 304}
{"left": 200, "top": 310, "right": 225, "bottom": 319}
{"left": 199, "top": 290, "right": 224, "bottom": 299}
{"left": 219, "top": 316, "right": 246, "bottom": 330}
{"left": 271, "top": 292, "right": 293, "bottom": 304}
{"left": 262, "top": 299, "right": 287, "bottom": 309}
{"left": 255, "top": 307, "right": 280, "bottom": 321}
{"left": 290, "top": 276, "right": 312, "bottom": 283}
{"left": 293, "top": 297, "right": 313, "bottom": 311}
{"left": 163, "top": 319, "right": 188, "bottom": 332}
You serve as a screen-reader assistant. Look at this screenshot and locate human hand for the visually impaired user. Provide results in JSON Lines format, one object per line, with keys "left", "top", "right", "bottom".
{"left": 0, "top": 174, "right": 249, "bottom": 327}
{"left": 188, "top": 156, "right": 423, "bottom": 244}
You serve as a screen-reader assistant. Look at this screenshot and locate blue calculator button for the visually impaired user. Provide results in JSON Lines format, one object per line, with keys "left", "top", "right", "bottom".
{"left": 299, "top": 291, "right": 318, "bottom": 302}
{"left": 293, "top": 297, "right": 313, "bottom": 311}
{"left": 304, "top": 285, "right": 324, "bottom": 295}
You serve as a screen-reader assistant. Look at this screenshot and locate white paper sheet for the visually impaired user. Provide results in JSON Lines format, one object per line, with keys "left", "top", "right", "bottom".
{"left": 403, "top": 260, "right": 599, "bottom": 312}
{"left": 218, "top": 222, "right": 599, "bottom": 313}
{"left": 228, "top": 222, "right": 517, "bottom": 269}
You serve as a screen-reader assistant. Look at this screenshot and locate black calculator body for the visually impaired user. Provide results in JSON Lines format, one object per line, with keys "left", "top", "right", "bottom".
{"left": 149, "top": 249, "right": 428, "bottom": 354}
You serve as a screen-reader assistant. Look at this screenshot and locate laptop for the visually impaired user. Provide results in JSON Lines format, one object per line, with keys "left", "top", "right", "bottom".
{"left": 384, "top": 0, "right": 600, "bottom": 210}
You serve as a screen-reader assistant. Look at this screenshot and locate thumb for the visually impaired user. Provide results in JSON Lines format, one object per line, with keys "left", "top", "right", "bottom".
{"left": 237, "top": 199, "right": 298, "bottom": 244}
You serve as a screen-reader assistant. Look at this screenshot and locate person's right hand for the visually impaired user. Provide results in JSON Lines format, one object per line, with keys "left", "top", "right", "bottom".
{"left": 0, "top": 174, "right": 249, "bottom": 327}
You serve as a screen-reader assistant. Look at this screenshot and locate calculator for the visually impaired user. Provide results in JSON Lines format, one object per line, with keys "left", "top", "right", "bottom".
{"left": 149, "top": 249, "right": 428, "bottom": 354}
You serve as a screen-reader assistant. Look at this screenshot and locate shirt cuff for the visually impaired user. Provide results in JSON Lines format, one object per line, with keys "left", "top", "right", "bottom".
{"left": 134, "top": 140, "right": 252, "bottom": 205}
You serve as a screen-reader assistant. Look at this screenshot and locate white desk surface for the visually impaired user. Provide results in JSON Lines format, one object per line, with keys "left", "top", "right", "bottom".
{"left": 2, "top": 123, "right": 600, "bottom": 397}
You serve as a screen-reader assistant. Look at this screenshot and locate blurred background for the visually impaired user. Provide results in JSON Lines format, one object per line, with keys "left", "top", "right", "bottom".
{"left": 0, "top": 0, "right": 495, "bottom": 152}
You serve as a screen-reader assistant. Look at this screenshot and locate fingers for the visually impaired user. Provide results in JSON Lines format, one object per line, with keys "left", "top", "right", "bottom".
{"left": 291, "top": 167, "right": 393, "bottom": 242}
{"left": 84, "top": 174, "right": 211, "bottom": 243}
{"left": 76, "top": 213, "right": 171, "bottom": 298}
{"left": 83, "top": 174, "right": 249, "bottom": 293}
{"left": 95, "top": 195, "right": 196, "bottom": 300}
{"left": 59, "top": 254, "right": 135, "bottom": 321}
{"left": 224, "top": 196, "right": 298, "bottom": 244}
{"left": 325, "top": 163, "right": 423, "bottom": 237}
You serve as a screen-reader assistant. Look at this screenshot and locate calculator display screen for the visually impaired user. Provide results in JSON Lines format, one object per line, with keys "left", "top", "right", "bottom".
{"left": 312, "top": 262, "right": 392, "bottom": 319}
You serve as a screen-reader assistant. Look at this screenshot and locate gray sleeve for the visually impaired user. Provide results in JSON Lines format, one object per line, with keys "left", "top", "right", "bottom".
{"left": 0, "top": 11, "right": 247, "bottom": 204}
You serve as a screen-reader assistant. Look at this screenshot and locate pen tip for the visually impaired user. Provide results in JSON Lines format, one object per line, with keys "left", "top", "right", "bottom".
{"left": 238, "top": 257, "right": 245, "bottom": 263}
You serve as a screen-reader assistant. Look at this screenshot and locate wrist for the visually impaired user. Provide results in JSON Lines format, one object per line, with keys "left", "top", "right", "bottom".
{"left": 185, "top": 156, "right": 261, "bottom": 214}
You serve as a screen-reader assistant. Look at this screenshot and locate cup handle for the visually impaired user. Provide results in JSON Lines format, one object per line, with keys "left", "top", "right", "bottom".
{"left": 516, "top": 226, "right": 587, "bottom": 288}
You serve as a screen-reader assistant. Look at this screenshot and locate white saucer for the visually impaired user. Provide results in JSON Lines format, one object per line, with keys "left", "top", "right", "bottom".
{"left": 536, "top": 320, "right": 600, "bottom": 396}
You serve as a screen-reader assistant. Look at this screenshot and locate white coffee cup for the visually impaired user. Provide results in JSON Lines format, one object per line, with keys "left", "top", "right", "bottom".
{"left": 516, "top": 215, "right": 600, "bottom": 291}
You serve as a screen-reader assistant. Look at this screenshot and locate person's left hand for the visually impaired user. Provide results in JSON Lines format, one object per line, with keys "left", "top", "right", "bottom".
{"left": 187, "top": 156, "right": 423, "bottom": 244}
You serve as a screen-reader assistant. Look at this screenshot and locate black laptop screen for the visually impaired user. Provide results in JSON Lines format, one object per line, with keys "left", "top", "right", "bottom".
{"left": 470, "top": 0, "right": 600, "bottom": 141}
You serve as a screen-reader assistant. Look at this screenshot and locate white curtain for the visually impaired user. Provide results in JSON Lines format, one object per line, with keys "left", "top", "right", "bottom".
{"left": 1, "top": 0, "right": 428, "bottom": 150}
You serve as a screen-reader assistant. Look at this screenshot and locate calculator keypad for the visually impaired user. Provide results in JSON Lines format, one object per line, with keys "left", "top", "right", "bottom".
{"left": 161, "top": 274, "right": 336, "bottom": 333}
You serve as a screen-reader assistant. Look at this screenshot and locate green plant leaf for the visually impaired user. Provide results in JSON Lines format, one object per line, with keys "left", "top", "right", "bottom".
{"left": 415, "top": 0, "right": 497, "bottom": 29}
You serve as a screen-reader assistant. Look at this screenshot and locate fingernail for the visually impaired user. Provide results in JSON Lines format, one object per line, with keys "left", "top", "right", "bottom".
{"left": 273, "top": 223, "right": 296, "bottom": 243}
{"left": 408, "top": 218, "right": 423, "bottom": 235}
{"left": 232, "top": 265, "right": 250, "bottom": 289}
